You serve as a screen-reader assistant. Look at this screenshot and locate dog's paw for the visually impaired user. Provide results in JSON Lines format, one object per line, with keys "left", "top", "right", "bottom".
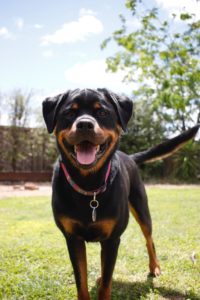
{"left": 149, "top": 265, "right": 161, "bottom": 277}
{"left": 96, "top": 276, "right": 101, "bottom": 286}
{"left": 98, "top": 287, "right": 111, "bottom": 300}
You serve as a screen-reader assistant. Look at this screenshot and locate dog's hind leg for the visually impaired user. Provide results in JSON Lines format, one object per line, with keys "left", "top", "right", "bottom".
{"left": 129, "top": 204, "right": 161, "bottom": 276}
{"left": 129, "top": 181, "right": 161, "bottom": 276}
{"left": 66, "top": 237, "right": 90, "bottom": 300}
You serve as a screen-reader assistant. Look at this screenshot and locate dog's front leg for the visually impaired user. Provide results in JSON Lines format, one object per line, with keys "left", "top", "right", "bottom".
{"left": 98, "top": 238, "right": 120, "bottom": 300}
{"left": 66, "top": 237, "right": 90, "bottom": 300}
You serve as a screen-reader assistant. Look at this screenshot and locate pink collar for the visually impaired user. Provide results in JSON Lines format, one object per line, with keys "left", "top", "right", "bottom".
{"left": 60, "top": 161, "right": 111, "bottom": 196}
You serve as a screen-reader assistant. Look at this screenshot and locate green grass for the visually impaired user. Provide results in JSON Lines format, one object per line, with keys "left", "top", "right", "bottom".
{"left": 0, "top": 188, "right": 200, "bottom": 300}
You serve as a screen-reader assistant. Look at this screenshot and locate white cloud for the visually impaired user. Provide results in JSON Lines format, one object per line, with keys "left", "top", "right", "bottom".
{"left": 64, "top": 59, "right": 134, "bottom": 93}
{"left": 15, "top": 17, "right": 24, "bottom": 29}
{"left": 42, "top": 49, "right": 53, "bottom": 58}
{"left": 33, "top": 24, "right": 44, "bottom": 29}
{"left": 0, "top": 112, "right": 9, "bottom": 126}
{"left": 0, "top": 27, "right": 12, "bottom": 39}
{"left": 155, "top": 0, "right": 200, "bottom": 19}
{"left": 79, "top": 8, "right": 97, "bottom": 16}
{"left": 40, "top": 11, "right": 103, "bottom": 46}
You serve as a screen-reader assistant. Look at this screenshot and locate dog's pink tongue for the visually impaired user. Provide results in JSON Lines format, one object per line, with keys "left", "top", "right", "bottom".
{"left": 76, "top": 143, "right": 97, "bottom": 165}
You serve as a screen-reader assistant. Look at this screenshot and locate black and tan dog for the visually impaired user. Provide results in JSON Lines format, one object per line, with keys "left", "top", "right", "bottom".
{"left": 42, "top": 88, "right": 199, "bottom": 300}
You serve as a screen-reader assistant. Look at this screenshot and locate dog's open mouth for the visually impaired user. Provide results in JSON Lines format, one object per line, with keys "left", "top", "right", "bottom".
{"left": 75, "top": 142, "right": 99, "bottom": 165}
{"left": 74, "top": 141, "right": 107, "bottom": 166}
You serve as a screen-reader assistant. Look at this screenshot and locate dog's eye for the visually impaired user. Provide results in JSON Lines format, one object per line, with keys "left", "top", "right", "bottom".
{"left": 97, "top": 109, "right": 109, "bottom": 117}
{"left": 63, "top": 110, "right": 76, "bottom": 118}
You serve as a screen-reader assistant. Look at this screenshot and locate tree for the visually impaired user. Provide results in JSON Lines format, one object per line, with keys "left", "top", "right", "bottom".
{"left": 102, "top": 0, "right": 200, "bottom": 133}
{"left": 0, "top": 89, "right": 58, "bottom": 172}
{"left": 102, "top": 0, "right": 200, "bottom": 181}
{"left": 6, "top": 90, "right": 33, "bottom": 171}
{"left": 8, "top": 89, "right": 32, "bottom": 127}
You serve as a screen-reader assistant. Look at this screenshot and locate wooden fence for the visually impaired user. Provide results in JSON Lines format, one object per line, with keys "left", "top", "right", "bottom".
{"left": 0, "top": 171, "right": 52, "bottom": 182}
{"left": 0, "top": 125, "right": 57, "bottom": 173}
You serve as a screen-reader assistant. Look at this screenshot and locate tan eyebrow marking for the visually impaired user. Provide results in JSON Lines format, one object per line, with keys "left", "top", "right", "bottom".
{"left": 93, "top": 102, "right": 102, "bottom": 109}
{"left": 71, "top": 103, "right": 79, "bottom": 110}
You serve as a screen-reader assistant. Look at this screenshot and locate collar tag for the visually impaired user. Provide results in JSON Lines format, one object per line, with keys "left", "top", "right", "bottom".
{"left": 90, "top": 192, "right": 99, "bottom": 222}
{"left": 60, "top": 162, "right": 111, "bottom": 222}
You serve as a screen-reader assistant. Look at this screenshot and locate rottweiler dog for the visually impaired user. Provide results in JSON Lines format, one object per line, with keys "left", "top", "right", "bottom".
{"left": 42, "top": 88, "right": 199, "bottom": 300}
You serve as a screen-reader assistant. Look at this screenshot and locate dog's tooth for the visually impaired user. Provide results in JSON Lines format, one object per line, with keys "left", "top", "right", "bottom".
{"left": 74, "top": 146, "right": 77, "bottom": 153}
{"left": 96, "top": 145, "right": 100, "bottom": 152}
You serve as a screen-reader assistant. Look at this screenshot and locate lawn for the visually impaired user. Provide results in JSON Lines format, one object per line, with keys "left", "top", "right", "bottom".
{"left": 0, "top": 187, "right": 200, "bottom": 300}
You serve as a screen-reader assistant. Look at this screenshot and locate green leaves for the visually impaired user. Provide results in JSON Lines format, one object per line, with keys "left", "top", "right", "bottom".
{"left": 100, "top": 37, "right": 111, "bottom": 50}
{"left": 125, "top": 0, "right": 140, "bottom": 14}
{"left": 102, "top": 1, "right": 200, "bottom": 181}
{"left": 180, "top": 13, "right": 193, "bottom": 21}
{"left": 102, "top": 1, "right": 200, "bottom": 132}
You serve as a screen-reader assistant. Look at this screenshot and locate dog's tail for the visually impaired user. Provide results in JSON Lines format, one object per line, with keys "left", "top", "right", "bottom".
{"left": 131, "top": 124, "right": 199, "bottom": 164}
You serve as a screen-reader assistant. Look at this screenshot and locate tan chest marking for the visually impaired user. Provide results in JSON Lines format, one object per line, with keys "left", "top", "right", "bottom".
{"left": 59, "top": 216, "right": 116, "bottom": 239}
{"left": 59, "top": 216, "right": 81, "bottom": 235}
{"left": 94, "top": 219, "right": 116, "bottom": 238}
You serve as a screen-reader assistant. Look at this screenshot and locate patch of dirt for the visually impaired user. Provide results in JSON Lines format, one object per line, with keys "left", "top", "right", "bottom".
{"left": 0, "top": 183, "right": 51, "bottom": 199}
{"left": 0, "top": 183, "right": 199, "bottom": 199}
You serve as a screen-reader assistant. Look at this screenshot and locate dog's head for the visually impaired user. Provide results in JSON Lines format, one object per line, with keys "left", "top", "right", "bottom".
{"left": 42, "top": 88, "right": 133, "bottom": 174}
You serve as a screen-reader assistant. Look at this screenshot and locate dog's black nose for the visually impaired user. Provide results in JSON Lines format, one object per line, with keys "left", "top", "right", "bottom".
{"left": 76, "top": 120, "right": 94, "bottom": 130}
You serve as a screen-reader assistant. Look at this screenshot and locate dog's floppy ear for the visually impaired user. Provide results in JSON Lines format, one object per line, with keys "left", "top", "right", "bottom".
{"left": 98, "top": 88, "right": 133, "bottom": 131}
{"left": 42, "top": 91, "right": 69, "bottom": 133}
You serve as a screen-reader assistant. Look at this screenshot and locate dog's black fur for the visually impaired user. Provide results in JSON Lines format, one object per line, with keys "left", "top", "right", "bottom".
{"left": 42, "top": 88, "right": 199, "bottom": 300}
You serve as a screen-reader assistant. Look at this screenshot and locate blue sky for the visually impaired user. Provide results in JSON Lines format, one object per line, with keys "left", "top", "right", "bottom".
{"left": 0, "top": 0, "right": 199, "bottom": 125}
{"left": 0, "top": 1, "right": 134, "bottom": 93}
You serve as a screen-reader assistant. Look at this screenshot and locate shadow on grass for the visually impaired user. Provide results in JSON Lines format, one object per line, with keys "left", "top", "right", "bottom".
{"left": 90, "top": 276, "right": 200, "bottom": 300}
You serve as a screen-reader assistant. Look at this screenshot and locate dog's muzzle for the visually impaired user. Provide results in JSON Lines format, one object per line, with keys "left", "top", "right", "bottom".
{"left": 67, "top": 115, "right": 107, "bottom": 166}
